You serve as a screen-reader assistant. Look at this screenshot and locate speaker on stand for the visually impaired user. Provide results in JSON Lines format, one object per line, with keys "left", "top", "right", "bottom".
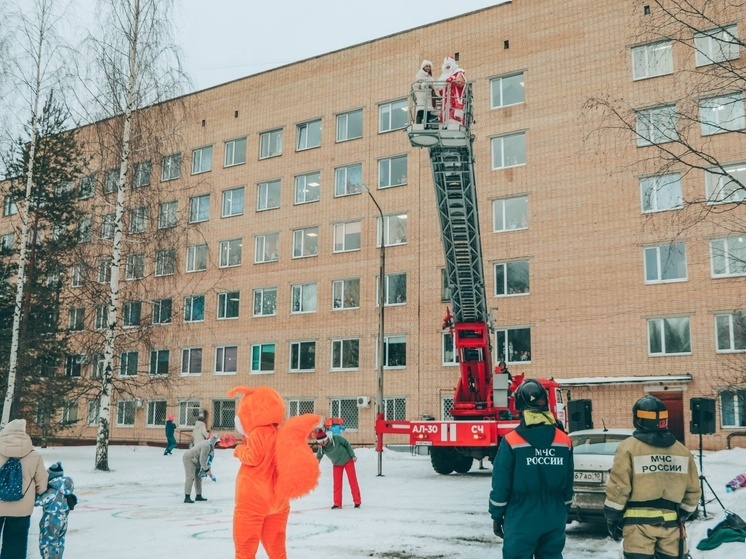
{"left": 567, "top": 399, "right": 593, "bottom": 433}
{"left": 690, "top": 398, "right": 718, "bottom": 517}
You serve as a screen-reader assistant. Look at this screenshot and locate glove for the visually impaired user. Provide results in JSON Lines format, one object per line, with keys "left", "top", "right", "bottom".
{"left": 607, "top": 519, "right": 623, "bottom": 541}
{"left": 678, "top": 508, "right": 695, "bottom": 523}
{"left": 492, "top": 518, "right": 504, "bottom": 539}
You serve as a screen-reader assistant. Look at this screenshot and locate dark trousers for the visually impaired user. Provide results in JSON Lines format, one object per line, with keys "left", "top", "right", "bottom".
{"left": 0, "top": 516, "right": 31, "bottom": 559}
{"left": 502, "top": 524, "right": 566, "bottom": 559}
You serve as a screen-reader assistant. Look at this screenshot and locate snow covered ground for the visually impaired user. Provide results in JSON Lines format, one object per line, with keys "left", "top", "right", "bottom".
{"left": 21, "top": 444, "right": 746, "bottom": 558}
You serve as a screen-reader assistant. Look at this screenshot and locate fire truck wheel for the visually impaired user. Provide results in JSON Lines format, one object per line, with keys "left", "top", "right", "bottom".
{"left": 430, "top": 447, "right": 455, "bottom": 475}
{"left": 452, "top": 454, "right": 473, "bottom": 474}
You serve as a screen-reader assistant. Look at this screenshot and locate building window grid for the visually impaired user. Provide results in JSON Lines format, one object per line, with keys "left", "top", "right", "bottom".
{"left": 189, "top": 194, "right": 210, "bottom": 223}
{"left": 644, "top": 243, "right": 687, "bottom": 283}
{"left": 378, "top": 99, "right": 408, "bottom": 133}
{"left": 122, "top": 300, "right": 141, "bottom": 327}
{"left": 495, "top": 327, "right": 532, "bottom": 364}
{"left": 289, "top": 341, "right": 316, "bottom": 372}
{"left": 219, "top": 238, "right": 243, "bottom": 267}
{"left": 706, "top": 164, "right": 746, "bottom": 204}
{"left": 383, "top": 397, "right": 407, "bottom": 421}
{"left": 147, "top": 400, "right": 167, "bottom": 426}
{"left": 104, "top": 170, "right": 118, "bottom": 194}
{"left": 125, "top": 254, "right": 145, "bottom": 280}
{"left": 641, "top": 173, "right": 683, "bottom": 212}
{"left": 378, "top": 155, "right": 407, "bottom": 189}
{"left": 377, "top": 214, "right": 408, "bottom": 247}
{"left": 257, "top": 180, "right": 281, "bottom": 211}
{"left": 133, "top": 161, "right": 151, "bottom": 188}
{"left": 382, "top": 335, "right": 407, "bottom": 368}
{"left": 255, "top": 233, "right": 279, "bottom": 263}
{"left": 295, "top": 172, "right": 320, "bottom": 204}
{"left": 259, "top": 129, "right": 283, "bottom": 159}
{"left": 715, "top": 312, "right": 746, "bottom": 352}
{"left": 291, "top": 283, "right": 317, "bottom": 314}
{"left": 491, "top": 72, "right": 525, "bottom": 109}
{"left": 636, "top": 105, "right": 679, "bottom": 146}
{"left": 116, "top": 400, "right": 136, "bottom": 426}
{"left": 222, "top": 186, "right": 245, "bottom": 217}
{"left": 191, "top": 145, "right": 213, "bottom": 175}
{"left": 333, "top": 278, "right": 360, "bottom": 310}
{"left": 251, "top": 343, "right": 276, "bottom": 374}
{"left": 297, "top": 119, "right": 322, "bottom": 150}
{"left": 186, "top": 243, "right": 208, "bottom": 272}
{"left": 493, "top": 196, "right": 528, "bottom": 232}
{"left": 331, "top": 338, "right": 360, "bottom": 370}
{"left": 330, "top": 398, "right": 359, "bottom": 430}
{"left": 720, "top": 389, "right": 746, "bottom": 428}
{"left": 184, "top": 295, "right": 205, "bottom": 323}
{"left": 699, "top": 93, "right": 746, "bottom": 136}
{"left": 224, "top": 137, "right": 247, "bottom": 167}
{"left": 292, "top": 227, "right": 319, "bottom": 258}
{"left": 336, "top": 109, "right": 363, "bottom": 142}
{"left": 253, "top": 287, "right": 277, "bottom": 317}
{"left": 491, "top": 132, "right": 526, "bottom": 169}
{"left": 149, "top": 349, "right": 170, "bottom": 376}
{"left": 120, "top": 351, "right": 138, "bottom": 376}
{"left": 158, "top": 201, "right": 178, "bottom": 229}
{"left": 711, "top": 237, "right": 746, "bottom": 277}
{"left": 217, "top": 291, "right": 240, "bottom": 319}
{"left": 288, "top": 399, "right": 314, "bottom": 417}
{"left": 181, "top": 348, "right": 203, "bottom": 375}
{"left": 333, "top": 221, "right": 361, "bottom": 253}
{"left": 694, "top": 25, "right": 740, "bottom": 67}
{"left": 213, "top": 400, "right": 236, "bottom": 429}
{"left": 632, "top": 41, "right": 673, "bottom": 80}
{"left": 179, "top": 399, "right": 201, "bottom": 426}
{"left": 68, "top": 307, "right": 85, "bottom": 331}
{"left": 377, "top": 273, "right": 407, "bottom": 306}
{"left": 215, "top": 346, "right": 238, "bottom": 374}
{"left": 335, "top": 163, "right": 363, "bottom": 197}
{"left": 161, "top": 153, "right": 182, "bottom": 181}
{"left": 155, "top": 249, "right": 176, "bottom": 277}
{"left": 494, "top": 260, "right": 530, "bottom": 296}
{"left": 152, "top": 298, "right": 172, "bottom": 324}
{"left": 647, "top": 316, "right": 691, "bottom": 355}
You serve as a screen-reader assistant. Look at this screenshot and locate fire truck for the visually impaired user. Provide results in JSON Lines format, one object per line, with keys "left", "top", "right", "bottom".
{"left": 374, "top": 78, "right": 565, "bottom": 475}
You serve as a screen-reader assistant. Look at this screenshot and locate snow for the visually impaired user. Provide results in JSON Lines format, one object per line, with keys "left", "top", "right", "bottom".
{"left": 20, "top": 444, "right": 746, "bottom": 558}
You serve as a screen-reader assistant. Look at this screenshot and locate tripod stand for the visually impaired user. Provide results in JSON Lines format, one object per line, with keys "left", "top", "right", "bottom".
{"left": 697, "top": 433, "right": 726, "bottom": 518}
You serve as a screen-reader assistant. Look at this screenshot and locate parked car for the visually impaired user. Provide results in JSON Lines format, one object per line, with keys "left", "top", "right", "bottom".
{"left": 568, "top": 428, "right": 634, "bottom": 523}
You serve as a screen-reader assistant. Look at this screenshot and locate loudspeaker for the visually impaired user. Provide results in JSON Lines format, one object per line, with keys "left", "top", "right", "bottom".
{"left": 690, "top": 398, "right": 716, "bottom": 435}
{"left": 568, "top": 399, "right": 593, "bottom": 432}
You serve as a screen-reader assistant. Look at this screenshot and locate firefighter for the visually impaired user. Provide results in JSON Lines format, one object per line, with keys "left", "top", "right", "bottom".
{"left": 605, "top": 395, "right": 701, "bottom": 559}
{"left": 488, "top": 379, "right": 574, "bottom": 559}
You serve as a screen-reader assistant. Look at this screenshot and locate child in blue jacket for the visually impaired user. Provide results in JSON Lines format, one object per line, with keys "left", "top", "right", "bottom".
{"left": 35, "top": 461, "right": 76, "bottom": 559}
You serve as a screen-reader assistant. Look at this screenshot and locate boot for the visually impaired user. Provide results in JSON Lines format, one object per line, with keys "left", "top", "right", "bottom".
{"left": 184, "top": 494, "right": 194, "bottom": 503}
{"left": 195, "top": 494, "right": 207, "bottom": 501}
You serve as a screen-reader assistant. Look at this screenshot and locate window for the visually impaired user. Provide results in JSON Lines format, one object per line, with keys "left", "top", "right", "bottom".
{"left": 186, "top": 243, "right": 208, "bottom": 272}
{"left": 215, "top": 346, "right": 238, "bottom": 373}
{"left": 181, "top": 348, "right": 203, "bottom": 375}
{"left": 78, "top": 174, "right": 95, "bottom": 199}
{"left": 71, "top": 264, "right": 85, "bottom": 288}
{"left": 491, "top": 132, "right": 526, "bottom": 169}
{"left": 184, "top": 295, "right": 205, "bottom": 322}
{"left": 331, "top": 338, "right": 359, "bottom": 370}
{"left": 125, "top": 254, "right": 144, "bottom": 280}
{"left": 297, "top": 119, "right": 322, "bottom": 150}
{"left": 122, "top": 300, "right": 141, "bottom": 327}
{"left": 378, "top": 214, "right": 408, "bottom": 246}
{"left": 706, "top": 163, "right": 746, "bottom": 204}
{"left": 288, "top": 399, "right": 314, "bottom": 416}
{"left": 648, "top": 316, "right": 691, "bottom": 355}
{"left": 150, "top": 349, "right": 170, "bottom": 376}
{"left": 442, "top": 332, "right": 459, "bottom": 365}
{"left": 257, "top": 180, "right": 281, "bottom": 211}
{"left": 152, "top": 298, "right": 172, "bottom": 324}
{"left": 253, "top": 288, "right": 277, "bottom": 317}
{"left": 213, "top": 400, "right": 236, "bottom": 429}
{"left": 292, "top": 227, "right": 318, "bottom": 258}
{"left": 78, "top": 218, "right": 92, "bottom": 243}
{"left": 711, "top": 236, "right": 746, "bottom": 277}
{"left": 189, "top": 194, "right": 210, "bottom": 223}
{"left": 97, "top": 258, "right": 112, "bottom": 283}
{"left": 336, "top": 109, "right": 363, "bottom": 141}
{"left": 496, "top": 327, "right": 532, "bottom": 364}
{"left": 291, "top": 283, "right": 317, "bottom": 313}
{"left": 158, "top": 201, "right": 178, "bottom": 229}
{"left": 104, "top": 169, "right": 118, "bottom": 194}
{"left": 330, "top": 398, "right": 358, "bottom": 430}
{"left": 251, "top": 343, "right": 275, "bottom": 373}
{"left": 259, "top": 128, "right": 283, "bottom": 159}
{"left": 255, "top": 233, "right": 279, "bottom": 263}
{"left": 116, "top": 400, "right": 136, "bottom": 426}
{"left": 101, "top": 212, "right": 115, "bottom": 239}
{"left": 636, "top": 105, "right": 678, "bottom": 146}
{"left": 128, "top": 207, "right": 148, "bottom": 234}
{"left": 61, "top": 401, "right": 78, "bottom": 425}
{"left": 641, "top": 173, "right": 683, "bottom": 212}
{"left": 147, "top": 400, "right": 167, "bottom": 426}
{"left": 222, "top": 186, "right": 244, "bottom": 217}
{"left": 441, "top": 268, "right": 452, "bottom": 301}
{"left": 295, "top": 172, "right": 320, "bottom": 204}
{"left": 68, "top": 307, "right": 85, "bottom": 331}
{"left": 0, "top": 233, "right": 14, "bottom": 251}
{"left": 335, "top": 163, "right": 362, "bottom": 196}
{"left": 91, "top": 354, "right": 105, "bottom": 379}
{"left": 694, "top": 25, "right": 740, "bottom": 67}
{"left": 384, "top": 397, "right": 407, "bottom": 421}
{"left": 65, "top": 354, "right": 83, "bottom": 377}
{"left": 55, "top": 181, "right": 72, "bottom": 196}
{"left": 379, "top": 99, "right": 407, "bottom": 132}
{"left": 192, "top": 145, "right": 213, "bottom": 174}
{"left": 155, "top": 249, "right": 176, "bottom": 277}
{"left": 495, "top": 260, "right": 530, "bottom": 296}
{"left": 632, "top": 41, "right": 673, "bottom": 79}
{"left": 378, "top": 155, "right": 407, "bottom": 188}
{"left": 161, "top": 153, "right": 181, "bottom": 181}
{"left": 716, "top": 312, "right": 746, "bottom": 352}
{"left": 120, "top": 351, "right": 138, "bottom": 376}
{"left": 2, "top": 196, "right": 17, "bottom": 216}
{"left": 720, "top": 389, "right": 746, "bottom": 428}
{"left": 179, "top": 399, "right": 201, "bottom": 425}
{"left": 644, "top": 243, "right": 687, "bottom": 283}
{"left": 217, "top": 291, "right": 240, "bottom": 319}
{"left": 383, "top": 335, "right": 406, "bottom": 368}
{"left": 133, "top": 161, "right": 151, "bottom": 188}
{"left": 378, "top": 273, "right": 407, "bottom": 306}
{"left": 333, "top": 221, "right": 361, "bottom": 253}
{"left": 493, "top": 196, "right": 528, "bottom": 232}
{"left": 700, "top": 93, "right": 745, "bottom": 136}
{"left": 491, "top": 72, "right": 525, "bottom": 108}
{"left": 290, "top": 341, "right": 315, "bottom": 372}
{"left": 333, "top": 278, "right": 360, "bottom": 310}
{"left": 88, "top": 398, "right": 100, "bottom": 426}
{"left": 219, "top": 238, "right": 242, "bottom": 267}
{"left": 94, "top": 305, "right": 107, "bottom": 330}
{"left": 224, "top": 137, "right": 247, "bottom": 167}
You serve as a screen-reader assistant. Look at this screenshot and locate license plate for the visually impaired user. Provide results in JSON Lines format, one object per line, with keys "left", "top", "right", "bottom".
{"left": 574, "top": 471, "right": 603, "bottom": 483}
{"left": 414, "top": 441, "right": 433, "bottom": 446}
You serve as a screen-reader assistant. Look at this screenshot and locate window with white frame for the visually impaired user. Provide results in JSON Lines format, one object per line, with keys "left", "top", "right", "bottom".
{"left": 259, "top": 129, "right": 283, "bottom": 159}
{"left": 125, "top": 253, "right": 144, "bottom": 280}
{"left": 706, "top": 163, "right": 746, "bottom": 204}
{"left": 711, "top": 236, "right": 746, "bottom": 277}
{"left": 331, "top": 338, "right": 359, "bottom": 370}
{"left": 258, "top": 180, "right": 281, "bottom": 210}
{"left": 641, "top": 173, "right": 683, "bottom": 212}
{"left": 61, "top": 401, "right": 78, "bottom": 425}
{"left": 147, "top": 400, "right": 167, "bottom": 426}
{"left": 700, "top": 93, "right": 745, "bottom": 136}
{"left": 442, "top": 332, "right": 459, "bottom": 365}
{"left": 222, "top": 186, "right": 244, "bottom": 217}
{"left": 295, "top": 172, "right": 320, "bottom": 204}
{"left": 253, "top": 287, "right": 277, "bottom": 317}
{"left": 128, "top": 206, "right": 148, "bottom": 234}
{"left": 379, "top": 99, "right": 407, "bottom": 132}
{"left": 184, "top": 295, "right": 205, "bottom": 322}
{"left": 496, "top": 327, "right": 532, "bottom": 363}
{"left": 0, "top": 232, "right": 14, "bottom": 251}
{"left": 715, "top": 312, "right": 746, "bottom": 352}
{"left": 78, "top": 218, "right": 92, "bottom": 243}
{"left": 694, "top": 25, "right": 740, "bottom": 67}
{"left": 149, "top": 350, "right": 169, "bottom": 376}
{"left": 189, "top": 194, "right": 210, "bottom": 223}
{"left": 46, "top": 271, "right": 59, "bottom": 288}
{"left": 2, "top": 195, "right": 17, "bottom": 216}
{"left": 495, "top": 260, "right": 530, "bottom": 296}
{"left": 217, "top": 291, "right": 240, "bottom": 319}
{"left": 644, "top": 243, "right": 687, "bottom": 283}
{"left": 88, "top": 398, "right": 100, "bottom": 425}
{"left": 291, "top": 283, "right": 317, "bottom": 313}
{"left": 161, "top": 153, "right": 181, "bottom": 181}
{"left": 158, "top": 200, "right": 177, "bottom": 229}
{"left": 192, "top": 145, "right": 213, "bottom": 174}
{"left": 297, "top": 119, "right": 322, "bottom": 150}
{"left": 632, "top": 41, "right": 673, "bottom": 79}
{"left": 122, "top": 300, "right": 141, "bottom": 327}
{"left": 492, "top": 132, "right": 526, "bottom": 169}
{"left": 181, "top": 348, "right": 203, "bottom": 375}
{"left": 636, "top": 105, "right": 679, "bottom": 146}
{"left": 215, "top": 345, "right": 238, "bottom": 374}
{"left": 101, "top": 212, "right": 115, "bottom": 239}
{"left": 493, "top": 196, "right": 528, "bottom": 232}
{"left": 384, "top": 397, "right": 407, "bottom": 421}
{"left": 336, "top": 109, "right": 363, "bottom": 142}
{"left": 71, "top": 264, "right": 85, "bottom": 288}
{"left": 378, "top": 272, "right": 407, "bottom": 306}
{"left": 378, "top": 155, "right": 407, "bottom": 188}
{"left": 491, "top": 72, "right": 525, "bottom": 108}
{"left": 292, "top": 227, "right": 319, "bottom": 258}
{"left": 330, "top": 398, "right": 358, "bottom": 429}
{"left": 255, "top": 233, "right": 279, "bottom": 263}
{"left": 104, "top": 169, "right": 118, "bottom": 194}
{"left": 441, "top": 268, "right": 452, "bottom": 301}
{"left": 92, "top": 354, "right": 105, "bottom": 379}
{"left": 213, "top": 400, "right": 236, "bottom": 429}
{"left": 179, "top": 399, "right": 201, "bottom": 426}
{"left": 648, "top": 316, "right": 691, "bottom": 355}
{"left": 290, "top": 341, "right": 315, "bottom": 371}
{"left": 68, "top": 307, "right": 85, "bottom": 331}
{"left": 152, "top": 298, "right": 172, "bottom": 324}
{"left": 333, "top": 278, "right": 360, "bottom": 310}
{"left": 219, "top": 238, "right": 242, "bottom": 267}
{"left": 78, "top": 173, "right": 94, "bottom": 199}
{"left": 116, "top": 400, "right": 136, "bottom": 426}
{"left": 186, "top": 243, "right": 208, "bottom": 272}
{"left": 378, "top": 213, "right": 408, "bottom": 246}
{"left": 97, "top": 258, "right": 112, "bottom": 283}
{"left": 94, "top": 305, "right": 107, "bottom": 330}
{"left": 155, "top": 249, "right": 175, "bottom": 277}
{"left": 120, "top": 351, "right": 138, "bottom": 376}
{"left": 133, "top": 161, "right": 151, "bottom": 188}
{"left": 65, "top": 354, "right": 83, "bottom": 377}
{"left": 720, "top": 389, "right": 746, "bottom": 428}
{"left": 251, "top": 343, "right": 275, "bottom": 373}
{"left": 382, "top": 335, "right": 406, "bottom": 368}
{"left": 333, "top": 221, "right": 361, "bottom": 252}
{"left": 288, "top": 399, "right": 314, "bottom": 417}
{"left": 224, "top": 137, "right": 247, "bottom": 167}
{"left": 335, "top": 163, "right": 362, "bottom": 196}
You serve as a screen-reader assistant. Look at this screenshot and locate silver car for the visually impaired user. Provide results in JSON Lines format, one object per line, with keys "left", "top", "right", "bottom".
{"left": 568, "top": 428, "right": 634, "bottom": 523}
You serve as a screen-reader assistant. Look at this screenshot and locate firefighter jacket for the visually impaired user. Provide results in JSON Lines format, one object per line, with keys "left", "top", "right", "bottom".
{"left": 604, "top": 430, "right": 700, "bottom": 527}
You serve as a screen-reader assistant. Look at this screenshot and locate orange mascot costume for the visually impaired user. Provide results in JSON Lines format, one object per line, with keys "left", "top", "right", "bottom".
{"left": 228, "top": 386, "right": 321, "bottom": 559}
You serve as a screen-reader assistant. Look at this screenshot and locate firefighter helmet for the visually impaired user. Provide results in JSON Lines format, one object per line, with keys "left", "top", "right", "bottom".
{"left": 515, "top": 379, "right": 549, "bottom": 412}
{"left": 632, "top": 395, "right": 668, "bottom": 432}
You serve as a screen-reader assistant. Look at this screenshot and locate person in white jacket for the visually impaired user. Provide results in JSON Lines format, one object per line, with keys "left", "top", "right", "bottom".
{"left": 413, "top": 59, "right": 437, "bottom": 126}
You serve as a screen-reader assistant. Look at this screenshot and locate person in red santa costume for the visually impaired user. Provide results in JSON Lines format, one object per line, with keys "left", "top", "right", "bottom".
{"left": 438, "top": 56, "right": 466, "bottom": 126}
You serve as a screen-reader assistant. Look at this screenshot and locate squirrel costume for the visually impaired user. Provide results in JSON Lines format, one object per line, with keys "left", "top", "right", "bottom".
{"left": 228, "top": 386, "right": 321, "bottom": 559}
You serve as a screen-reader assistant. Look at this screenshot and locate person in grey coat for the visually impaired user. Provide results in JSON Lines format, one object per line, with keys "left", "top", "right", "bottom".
{"left": 182, "top": 434, "right": 219, "bottom": 503}
{"left": 190, "top": 413, "right": 209, "bottom": 448}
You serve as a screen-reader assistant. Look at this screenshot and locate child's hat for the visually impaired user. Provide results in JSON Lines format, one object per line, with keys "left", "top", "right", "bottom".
{"left": 48, "top": 461, "right": 64, "bottom": 479}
